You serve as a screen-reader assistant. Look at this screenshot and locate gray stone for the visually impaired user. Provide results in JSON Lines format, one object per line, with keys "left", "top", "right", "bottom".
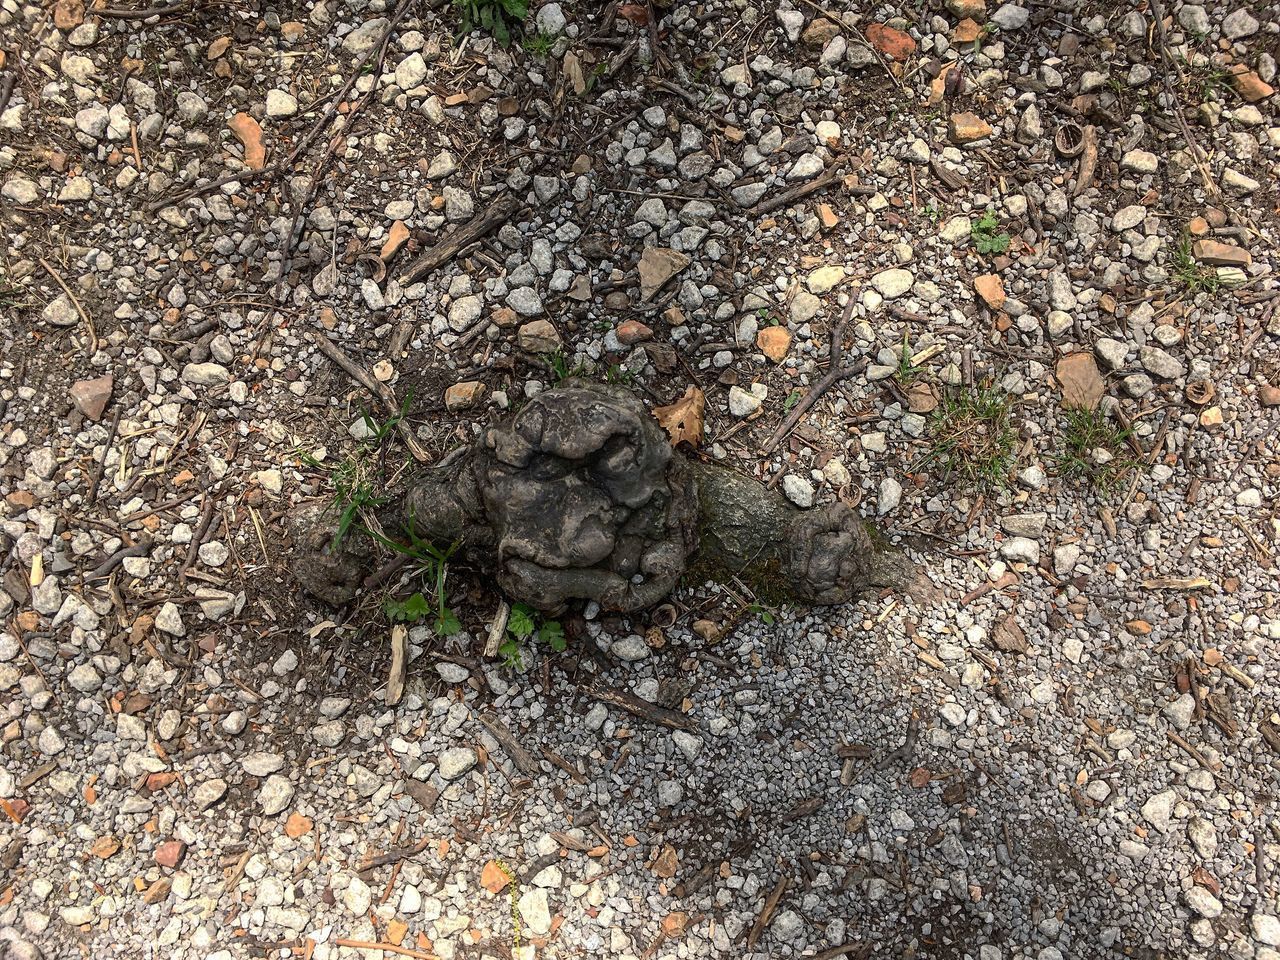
{"left": 439, "top": 746, "right": 477, "bottom": 780}
{"left": 193, "top": 778, "right": 228, "bottom": 811}
{"left": 783, "top": 475, "right": 815, "bottom": 508}
{"left": 991, "top": 3, "right": 1030, "bottom": 30}
{"left": 258, "top": 774, "right": 294, "bottom": 815}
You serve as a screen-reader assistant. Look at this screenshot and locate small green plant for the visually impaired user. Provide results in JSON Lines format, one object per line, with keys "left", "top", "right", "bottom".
{"left": 783, "top": 389, "right": 802, "bottom": 412}
{"left": 375, "top": 527, "right": 461, "bottom": 636}
{"left": 603, "top": 363, "right": 634, "bottom": 385}
{"left": 1055, "top": 407, "right": 1137, "bottom": 491}
{"left": 1171, "top": 233, "right": 1221, "bottom": 296}
{"left": 331, "top": 456, "right": 388, "bottom": 548}
{"left": 499, "top": 602, "right": 565, "bottom": 669}
{"left": 326, "top": 397, "right": 413, "bottom": 548}
{"left": 494, "top": 859, "right": 521, "bottom": 952}
{"left": 971, "top": 210, "right": 1011, "bottom": 256}
{"left": 583, "top": 62, "right": 607, "bottom": 94}
{"left": 454, "top": 0, "right": 528, "bottom": 46}
{"left": 549, "top": 350, "right": 585, "bottom": 384}
{"left": 922, "top": 203, "right": 941, "bottom": 224}
{"left": 748, "top": 602, "right": 776, "bottom": 626}
{"left": 918, "top": 382, "right": 1017, "bottom": 487}
{"left": 896, "top": 333, "right": 920, "bottom": 385}
{"left": 522, "top": 29, "right": 556, "bottom": 57}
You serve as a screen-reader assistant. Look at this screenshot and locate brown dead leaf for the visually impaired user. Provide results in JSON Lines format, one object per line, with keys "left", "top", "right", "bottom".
{"left": 909, "top": 767, "right": 932, "bottom": 788}
{"left": 563, "top": 51, "right": 586, "bottom": 96}
{"left": 0, "top": 798, "right": 29, "bottom": 824}
{"left": 653, "top": 386, "right": 705, "bottom": 448}
{"left": 53, "top": 0, "right": 84, "bottom": 29}
{"left": 1056, "top": 353, "right": 1104, "bottom": 411}
{"left": 207, "top": 36, "right": 232, "bottom": 60}
{"left": 481, "top": 860, "right": 510, "bottom": 894}
{"left": 1192, "top": 866, "right": 1220, "bottom": 895}
{"left": 991, "top": 614, "right": 1028, "bottom": 654}
{"left": 618, "top": 3, "right": 649, "bottom": 25}
{"left": 906, "top": 382, "right": 938, "bottom": 414}
{"left": 228, "top": 112, "right": 266, "bottom": 171}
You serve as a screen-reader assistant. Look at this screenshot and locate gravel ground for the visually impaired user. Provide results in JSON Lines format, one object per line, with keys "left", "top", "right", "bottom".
{"left": 2, "top": 0, "right": 1280, "bottom": 958}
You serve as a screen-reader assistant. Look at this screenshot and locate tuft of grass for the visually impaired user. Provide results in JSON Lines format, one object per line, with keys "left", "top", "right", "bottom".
{"left": 522, "top": 29, "right": 556, "bottom": 57}
{"left": 373, "top": 523, "right": 460, "bottom": 637}
{"left": 1054, "top": 407, "right": 1138, "bottom": 491}
{"left": 971, "top": 210, "right": 1011, "bottom": 256}
{"left": 918, "top": 382, "right": 1017, "bottom": 487}
{"left": 549, "top": 350, "right": 585, "bottom": 384}
{"left": 1171, "top": 233, "right": 1220, "bottom": 296}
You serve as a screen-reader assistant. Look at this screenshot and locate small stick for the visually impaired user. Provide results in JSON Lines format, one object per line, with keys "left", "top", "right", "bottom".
{"left": 127, "top": 124, "right": 144, "bottom": 174}
{"left": 812, "top": 944, "right": 872, "bottom": 960}
{"left": 333, "top": 940, "right": 436, "bottom": 960}
{"left": 85, "top": 536, "right": 151, "bottom": 581}
{"left": 483, "top": 599, "right": 510, "bottom": 658}
{"left": 478, "top": 711, "right": 540, "bottom": 776}
{"left": 95, "top": 1, "right": 192, "bottom": 18}
{"left": 1146, "top": 0, "right": 1218, "bottom": 196}
{"left": 38, "top": 257, "right": 98, "bottom": 353}
{"left": 86, "top": 406, "right": 123, "bottom": 506}
{"left": 746, "top": 872, "right": 790, "bottom": 949}
{"left": 180, "top": 493, "right": 218, "bottom": 579}
{"left": 588, "top": 684, "right": 695, "bottom": 731}
{"left": 310, "top": 330, "right": 428, "bottom": 462}
{"left": 357, "top": 837, "right": 430, "bottom": 875}
{"left": 761, "top": 300, "right": 863, "bottom": 455}
{"left": 876, "top": 712, "right": 919, "bottom": 770}
{"left": 748, "top": 166, "right": 869, "bottom": 217}
{"left": 399, "top": 195, "right": 522, "bottom": 285}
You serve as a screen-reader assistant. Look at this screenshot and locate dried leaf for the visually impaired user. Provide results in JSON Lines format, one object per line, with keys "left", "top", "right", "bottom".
{"left": 207, "top": 36, "right": 232, "bottom": 60}
{"left": 228, "top": 112, "right": 266, "bottom": 171}
{"left": 1056, "top": 353, "right": 1104, "bottom": 411}
{"left": 563, "top": 51, "right": 586, "bottom": 96}
{"left": 1192, "top": 866, "right": 1220, "bottom": 895}
{"left": 991, "top": 614, "right": 1028, "bottom": 654}
{"left": 906, "top": 382, "right": 937, "bottom": 414}
{"left": 618, "top": 3, "right": 649, "bottom": 25}
{"left": 909, "top": 767, "right": 932, "bottom": 788}
{"left": 653, "top": 386, "right": 705, "bottom": 448}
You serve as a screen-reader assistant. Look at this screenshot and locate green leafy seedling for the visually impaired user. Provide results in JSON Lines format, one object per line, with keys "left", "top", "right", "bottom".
{"left": 971, "top": 210, "right": 1011, "bottom": 256}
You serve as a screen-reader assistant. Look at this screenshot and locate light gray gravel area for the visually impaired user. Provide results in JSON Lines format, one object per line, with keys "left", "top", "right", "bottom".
{"left": 2, "top": 0, "right": 1280, "bottom": 958}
